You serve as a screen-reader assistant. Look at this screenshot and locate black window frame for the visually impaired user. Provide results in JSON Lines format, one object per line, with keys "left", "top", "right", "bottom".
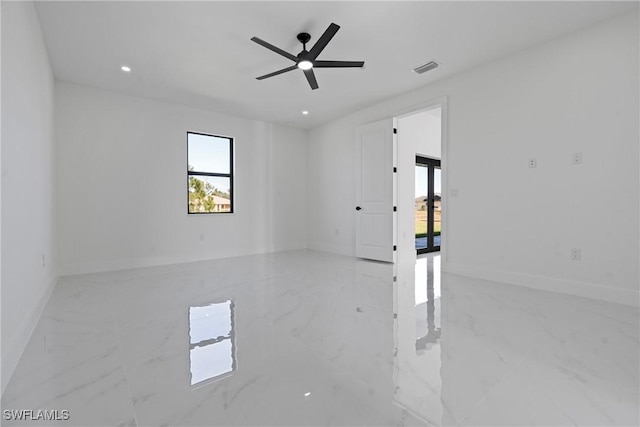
{"left": 187, "top": 131, "right": 234, "bottom": 215}
{"left": 416, "top": 155, "right": 441, "bottom": 255}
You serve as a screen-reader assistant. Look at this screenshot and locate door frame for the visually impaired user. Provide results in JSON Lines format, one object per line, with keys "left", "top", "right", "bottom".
{"left": 393, "top": 97, "right": 448, "bottom": 266}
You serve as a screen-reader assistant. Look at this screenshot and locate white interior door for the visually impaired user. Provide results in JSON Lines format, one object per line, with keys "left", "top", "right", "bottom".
{"left": 355, "top": 119, "right": 395, "bottom": 262}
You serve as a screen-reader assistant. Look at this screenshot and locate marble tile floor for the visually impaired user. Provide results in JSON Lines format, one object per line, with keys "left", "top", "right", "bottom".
{"left": 1, "top": 250, "right": 638, "bottom": 426}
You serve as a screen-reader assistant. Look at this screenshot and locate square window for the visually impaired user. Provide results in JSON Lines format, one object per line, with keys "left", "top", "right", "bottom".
{"left": 187, "top": 132, "right": 234, "bottom": 214}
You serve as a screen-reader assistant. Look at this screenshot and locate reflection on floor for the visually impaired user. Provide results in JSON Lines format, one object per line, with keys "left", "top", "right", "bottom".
{"left": 414, "top": 255, "right": 441, "bottom": 353}
{"left": 189, "top": 300, "right": 236, "bottom": 386}
{"left": 2, "top": 250, "right": 638, "bottom": 426}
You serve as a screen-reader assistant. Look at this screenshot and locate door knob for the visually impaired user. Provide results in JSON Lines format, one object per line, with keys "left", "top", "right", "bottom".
{"left": 355, "top": 206, "right": 362, "bottom": 211}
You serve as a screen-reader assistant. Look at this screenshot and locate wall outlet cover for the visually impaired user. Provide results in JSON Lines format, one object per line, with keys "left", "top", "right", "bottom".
{"left": 570, "top": 248, "right": 582, "bottom": 260}
{"left": 572, "top": 152, "right": 583, "bottom": 165}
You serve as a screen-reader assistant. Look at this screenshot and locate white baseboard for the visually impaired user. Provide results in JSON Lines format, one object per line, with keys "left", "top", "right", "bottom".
{"left": 444, "top": 263, "right": 640, "bottom": 308}
{"left": 59, "top": 244, "right": 309, "bottom": 276}
{"left": 307, "top": 242, "right": 353, "bottom": 258}
{"left": 1, "top": 274, "right": 58, "bottom": 396}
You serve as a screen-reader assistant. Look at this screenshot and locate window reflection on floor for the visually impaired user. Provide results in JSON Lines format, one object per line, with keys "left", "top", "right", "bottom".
{"left": 415, "top": 255, "right": 441, "bottom": 353}
{"left": 189, "top": 300, "right": 236, "bottom": 386}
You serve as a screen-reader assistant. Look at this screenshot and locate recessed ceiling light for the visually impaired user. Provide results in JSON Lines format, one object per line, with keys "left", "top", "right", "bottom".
{"left": 121, "top": 65, "right": 131, "bottom": 73}
{"left": 302, "top": 111, "right": 309, "bottom": 115}
{"left": 287, "top": 122, "right": 294, "bottom": 126}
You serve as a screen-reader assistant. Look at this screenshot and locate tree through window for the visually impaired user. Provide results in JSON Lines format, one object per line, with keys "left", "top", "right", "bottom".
{"left": 187, "top": 132, "right": 234, "bottom": 214}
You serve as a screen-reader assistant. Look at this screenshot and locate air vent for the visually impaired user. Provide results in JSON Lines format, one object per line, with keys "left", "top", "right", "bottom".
{"left": 412, "top": 60, "right": 439, "bottom": 74}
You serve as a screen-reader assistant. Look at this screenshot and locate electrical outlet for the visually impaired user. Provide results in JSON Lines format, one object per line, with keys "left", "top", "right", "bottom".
{"left": 572, "top": 152, "right": 583, "bottom": 165}
{"left": 528, "top": 158, "right": 537, "bottom": 168}
{"left": 199, "top": 233, "right": 205, "bottom": 241}
{"left": 570, "top": 248, "right": 582, "bottom": 261}
{"left": 42, "top": 254, "right": 45, "bottom": 268}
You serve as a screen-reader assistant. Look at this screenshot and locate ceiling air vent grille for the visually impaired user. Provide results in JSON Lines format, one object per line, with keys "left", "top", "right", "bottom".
{"left": 412, "top": 61, "right": 439, "bottom": 75}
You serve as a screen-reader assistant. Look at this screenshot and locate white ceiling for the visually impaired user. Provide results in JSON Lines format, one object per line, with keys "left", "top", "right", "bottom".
{"left": 35, "top": 1, "right": 637, "bottom": 129}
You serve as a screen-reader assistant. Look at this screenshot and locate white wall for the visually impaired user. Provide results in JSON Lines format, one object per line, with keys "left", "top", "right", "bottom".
{"left": 396, "top": 107, "right": 442, "bottom": 259}
{"left": 399, "top": 108, "right": 441, "bottom": 160}
{"left": 1, "top": 1, "right": 57, "bottom": 394}
{"left": 56, "top": 82, "right": 307, "bottom": 275}
{"left": 308, "top": 12, "right": 639, "bottom": 306}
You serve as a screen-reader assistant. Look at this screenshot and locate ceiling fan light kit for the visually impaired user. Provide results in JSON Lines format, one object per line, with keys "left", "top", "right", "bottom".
{"left": 251, "top": 23, "right": 365, "bottom": 90}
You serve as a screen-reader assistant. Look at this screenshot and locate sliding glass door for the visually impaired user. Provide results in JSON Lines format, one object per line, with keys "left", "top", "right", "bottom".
{"left": 415, "top": 156, "right": 441, "bottom": 254}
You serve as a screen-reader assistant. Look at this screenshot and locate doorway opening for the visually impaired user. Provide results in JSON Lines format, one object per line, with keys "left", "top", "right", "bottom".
{"left": 395, "top": 101, "right": 444, "bottom": 262}
{"left": 415, "top": 156, "right": 441, "bottom": 254}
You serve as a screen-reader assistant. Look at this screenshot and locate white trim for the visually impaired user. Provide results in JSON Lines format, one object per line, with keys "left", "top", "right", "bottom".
{"left": 1, "top": 275, "right": 58, "bottom": 395}
{"left": 308, "top": 242, "right": 353, "bottom": 258}
{"left": 393, "top": 117, "right": 398, "bottom": 264}
{"left": 444, "top": 263, "right": 640, "bottom": 308}
{"left": 440, "top": 99, "right": 449, "bottom": 273}
{"left": 392, "top": 97, "right": 448, "bottom": 121}
{"left": 58, "top": 244, "right": 308, "bottom": 277}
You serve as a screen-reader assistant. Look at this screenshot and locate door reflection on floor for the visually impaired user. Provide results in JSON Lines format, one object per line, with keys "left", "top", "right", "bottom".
{"left": 392, "top": 253, "right": 443, "bottom": 425}
{"left": 415, "top": 254, "right": 441, "bottom": 353}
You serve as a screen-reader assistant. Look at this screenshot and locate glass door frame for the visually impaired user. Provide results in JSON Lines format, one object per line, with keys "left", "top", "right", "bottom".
{"left": 416, "top": 156, "right": 441, "bottom": 255}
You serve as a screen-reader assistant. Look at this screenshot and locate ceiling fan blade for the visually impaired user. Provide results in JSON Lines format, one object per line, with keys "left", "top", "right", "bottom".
{"left": 251, "top": 37, "right": 298, "bottom": 62}
{"left": 313, "top": 60, "right": 364, "bottom": 68}
{"left": 304, "top": 68, "right": 319, "bottom": 90}
{"left": 256, "top": 65, "right": 298, "bottom": 80}
{"left": 308, "top": 23, "right": 340, "bottom": 60}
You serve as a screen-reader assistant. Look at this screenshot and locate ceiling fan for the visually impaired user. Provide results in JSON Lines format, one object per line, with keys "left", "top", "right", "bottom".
{"left": 251, "top": 23, "right": 364, "bottom": 90}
